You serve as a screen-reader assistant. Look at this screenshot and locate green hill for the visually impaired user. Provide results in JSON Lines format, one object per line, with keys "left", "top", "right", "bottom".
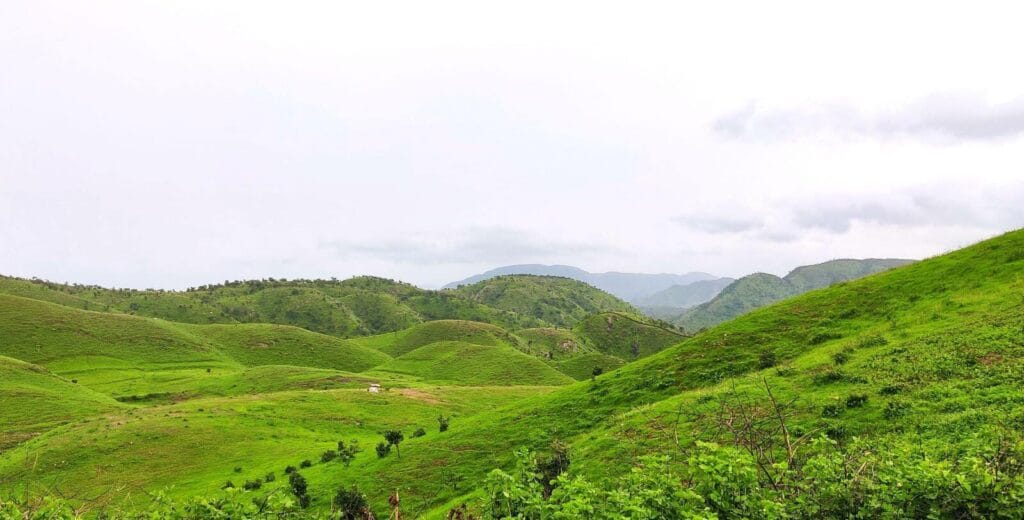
{"left": 633, "top": 277, "right": 734, "bottom": 309}
{"left": 0, "top": 356, "right": 122, "bottom": 451}
{"left": 4, "top": 230, "right": 1021, "bottom": 517}
{"left": 451, "top": 275, "right": 636, "bottom": 328}
{"left": 350, "top": 320, "right": 518, "bottom": 358}
{"left": 370, "top": 341, "right": 575, "bottom": 386}
{"left": 572, "top": 311, "right": 686, "bottom": 360}
{"left": 674, "top": 258, "right": 912, "bottom": 331}
{"left": 0, "top": 275, "right": 545, "bottom": 338}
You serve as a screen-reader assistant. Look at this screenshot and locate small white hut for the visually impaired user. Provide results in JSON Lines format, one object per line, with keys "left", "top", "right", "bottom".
{"left": 367, "top": 383, "right": 382, "bottom": 393}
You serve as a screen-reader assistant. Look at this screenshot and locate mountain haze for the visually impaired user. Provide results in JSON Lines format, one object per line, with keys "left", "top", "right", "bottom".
{"left": 443, "top": 264, "right": 718, "bottom": 301}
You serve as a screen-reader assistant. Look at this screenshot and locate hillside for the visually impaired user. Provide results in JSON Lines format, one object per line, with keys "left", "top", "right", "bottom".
{"left": 674, "top": 257, "right": 913, "bottom": 331}
{"left": 370, "top": 341, "right": 575, "bottom": 386}
{"left": 2, "top": 232, "right": 1018, "bottom": 517}
{"left": 318, "top": 229, "right": 1024, "bottom": 516}
{"left": 0, "top": 275, "right": 546, "bottom": 338}
{"left": 450, "top": 275, "right": 636, "bottom": 328}
{"left": 443, "top": 264, "right": 718, "bottom": 301}
{"left": 633, "top": 277, "right": 735, "bottom": 309}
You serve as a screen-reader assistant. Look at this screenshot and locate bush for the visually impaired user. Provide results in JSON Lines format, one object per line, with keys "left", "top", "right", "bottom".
{"left": 832, "top": 350, "right": 850, "bottom": 365}
{"left": 758, "top": 351, "right": 777, "bottom": 369}
{"left": 321, "top": 449, "right": 338, "bottom": 463}
{"left": 821, "top": 404, "right": 843, "bottom": 418}
{"left": 412, "top": 427, "right": 426, "bottom": 438}
{"left": 845, "top": 394, "right": 868, "bottom": 408}
{"left": 333, "top": 485, "right": 370, "bottom": 520}
{"left": 300, "top": 459, "right": 312, "bottom": 468}
{"left": 288, "top": 472, "right": 310, "bottom": 509}
{"left": 264, "top": 472, "right": 275, "bottom": 482}
{"left": 884, "top": 400, "right": 910, "bottom": 420}
{"left": 242, "top": 478, "right": 262, "bottom": 491}
{"left": 222, "top": 480, "right": 235, "bottom": 489}
{"left": 813, "top": 369, "right": 846, "bottom": 385}
{"left": 438, "top": 415, "right": 450, "bottom": 432}
{"left": 879, "top": 384, "right": 903, "bottom": 395}
{"left": 376, "top": 442, "right": 391, "bottom": 458}
{"left": 233, "top": 466, "right": 243, "bottom": 473}
{"left": 284, "top": 465, "right": 296, "bottom": 474}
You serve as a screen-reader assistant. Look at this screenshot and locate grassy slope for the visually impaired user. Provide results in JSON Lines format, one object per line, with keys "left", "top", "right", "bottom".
{"left": 327, "top": 229, "right": 1024, "bottom": 515}
{"left": 370, "top": 341, "right": 574, "bottom": 386}
{"left": 572, "top": 311, "right": 686, "bottom": 360}
{"left": 675, "top": 259, "right": 913, "bottom": 332}
{"left": 351, "top": 320, "right": 518, "bottom": 358}
{"left": 0, "top": 294, "right": 391, "bottom": 397}
{"left": 0, "top": 356, "right": 123, "bottom": 451}
{"left": 451, "top": 275, "right": 636, "bottom": 328}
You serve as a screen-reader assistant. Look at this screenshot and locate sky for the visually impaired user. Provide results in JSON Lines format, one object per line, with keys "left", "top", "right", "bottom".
{"left": 2, "top": 1, "right": 1024, "bottom": 289}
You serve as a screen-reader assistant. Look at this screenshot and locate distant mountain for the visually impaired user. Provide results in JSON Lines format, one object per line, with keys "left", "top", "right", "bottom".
{"left": 633, "top": 277, "right": 736, "bottom": 309}
{"left": 443, "top": 264, "right": 718, "bottom": 301}
{"left": 674, "top": 258, "right": 914, "bottom": 331}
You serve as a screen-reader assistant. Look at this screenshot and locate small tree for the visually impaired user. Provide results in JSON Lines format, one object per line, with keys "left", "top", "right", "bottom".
{"left": 412, "top": 427, "right": 426, "bottom": 438}
{"left": 321, "top": 449, "right": 338, "bottom": 463}
{"left": 438, "top": 415, "right": 450, "bottom": 433}
{"left": 376, "top": 442, "right": 391, "bottom": 458}
{"left": 383, "top": 430, "right": 404, "bottom": 457}
{"left": 288, "top": 472, "right": 310, "bottom": 508}
{"left": 591, "top": 367, "right": 603, "bottom": 381}
{"left": 337, "top": 440, "right": 361, "bottom": 467}
{"left": 333, "top": 485, "right": 371, "bottom": 520}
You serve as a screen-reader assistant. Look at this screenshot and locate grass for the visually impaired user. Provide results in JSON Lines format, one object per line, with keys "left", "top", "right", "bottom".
{"left": 2, "top": 230, "right": 1023, "bottom": 517}
{"left": 370, "top": 341, "right": 574, "bottom": 386}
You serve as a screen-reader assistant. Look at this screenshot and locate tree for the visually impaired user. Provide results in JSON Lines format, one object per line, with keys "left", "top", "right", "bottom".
{"left": 338, "top": 440, "right": 362, "bottom": 467}
{"left": 288, "top": 472, "right": 310, "bottom": 508}
{"left": 383, "top": 430, "right": 404, "bottom": 457}
{"left": 438, "top": 415, "right": 450, "bottom": 432}
{"left": 333, "top": 485, "right": 372, "bottom": 520}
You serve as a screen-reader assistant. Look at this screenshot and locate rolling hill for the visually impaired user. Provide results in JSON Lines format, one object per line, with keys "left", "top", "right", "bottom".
{"left": 674, "top": 257, "right": 913, "bottom": 331}
{"left": 443, "top": 264, "right": 719, "bottom": 301}
{"left": 450, "top": 275, "right": 636, "bottom": 328}
{"left": 5, "top": 231, "right": 1018, "bottom": 517}
{"left": 633, "top": 277, "right": 735, "bottom": 310}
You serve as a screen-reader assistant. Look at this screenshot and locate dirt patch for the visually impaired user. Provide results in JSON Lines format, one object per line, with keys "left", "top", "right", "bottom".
{"left": 395, "top": 388, "right": 443, "bottom": 404}
{"left": 979, "top": 352, "right": 1004, "bottom": 366}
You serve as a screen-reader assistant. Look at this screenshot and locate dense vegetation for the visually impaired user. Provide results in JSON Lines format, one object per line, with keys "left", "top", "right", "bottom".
{"left": 2, "top": 230, "right": 1022, "bottom": 518}
{"left": 0, "top": 274, "right": 634, "bottom": 338}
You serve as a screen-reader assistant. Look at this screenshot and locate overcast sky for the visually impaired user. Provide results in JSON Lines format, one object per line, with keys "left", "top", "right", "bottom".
{"left": 2, "top": 1, "right": 1023, "bottom": 289}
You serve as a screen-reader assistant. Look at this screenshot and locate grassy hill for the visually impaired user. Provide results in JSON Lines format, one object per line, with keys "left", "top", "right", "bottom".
{"left": 350, "top": 320, "right": 518, "bottom": 358}
{"left": 4, "top": 231, "right": 1020, "bottom": 517}
{"left": 450, "top": 275, "right": 636, "bottom": 328}
{"left": 674, "top": 258, "right": 912, "bottom": 331}
{"left": 370, "top": 341, "right": 575, "bottom": 386}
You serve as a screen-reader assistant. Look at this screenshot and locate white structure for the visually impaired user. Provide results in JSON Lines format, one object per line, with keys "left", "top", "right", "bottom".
{"left": 367, "top": 383, "right": 382, "bottom": 393}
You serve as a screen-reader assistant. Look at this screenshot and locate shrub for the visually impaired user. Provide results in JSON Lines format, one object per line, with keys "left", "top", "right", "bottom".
{"left": 412, "top": 427, "right": 426, "bottom": 438}
{"left": 299, "top": 459, "right": 312, "bottom": 468}
{"left": 284, "top": 465, "right": 297, "bottom": 474}
{"left": 222, "top": 480, "right": 235, "bottom": 489}
{"left": 821, "top": 404, "right": 843, "bottom": 418}
{"left": 376, "top": 442, "right": 391, "bottom": 458}
{"left": 265, "top": 472, "right": 275, "bottom": 482}
{"left": 879, "top": 384, "right": 903, "bottom": 395}
{"left": 288, "top": 472, "right": 310, "bottom": 508}
{"left": 846, "top": 394, "right": 868, "bottom": 408}
{"left": 884, "top": 400, "right": 910, "bottom": 420}
{"left": 233, "top": 466, "right": 243, "bottom": 473}
{"left": 321, "top": 450, "right": 338, "bottom": 463}
{"left": 832, "top": 350, "right": 850, "bottom": 365}
{"left": 758, "top": 351, "right": 777, "bottom": 369}
{"left": 242, "top": 478, "right": 262, "bottom": 491}
{"left": 813, "top": 369, "right": 846, "bottom": 385}
{"left": 333, "top": 485, "right": 370, "bottom": 520}
{"left": 438, "top": 415, "right": 450, "bottom": 432}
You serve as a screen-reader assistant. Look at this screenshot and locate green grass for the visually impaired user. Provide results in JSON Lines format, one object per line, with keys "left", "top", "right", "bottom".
{"left": 351, "top": 320, "right": 517, "bottom": 358}
{"left": 370, "top": 341, "right": 575, "bottom": 386}
{"left": 572, "top": 311, "right": 686, "bottom": 359}
{"left": 3, "top": 230, "right": 1023, "bottom": 517}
